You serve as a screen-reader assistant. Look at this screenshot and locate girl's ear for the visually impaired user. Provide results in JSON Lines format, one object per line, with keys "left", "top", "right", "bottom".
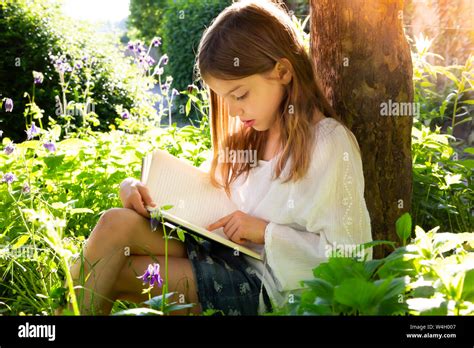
{"left": 276, "top": 58, "right": 293, "bottom": 85}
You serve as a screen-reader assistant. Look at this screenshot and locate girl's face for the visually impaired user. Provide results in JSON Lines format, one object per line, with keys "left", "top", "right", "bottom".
{"left": 204, "top": 61, "right": 292, "bottom": 132}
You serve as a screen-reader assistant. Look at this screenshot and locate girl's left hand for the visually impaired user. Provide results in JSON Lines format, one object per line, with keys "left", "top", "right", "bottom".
{"left": 206, "top": 210, "right": 269, "bottom": 245}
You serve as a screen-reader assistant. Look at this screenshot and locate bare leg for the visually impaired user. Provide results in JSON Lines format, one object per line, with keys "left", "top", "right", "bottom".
{"left": 115, "top": 255, "right": 201, "bottom": 315}
{"left": 69, "top": 208, "right": 187, "bottom": 315}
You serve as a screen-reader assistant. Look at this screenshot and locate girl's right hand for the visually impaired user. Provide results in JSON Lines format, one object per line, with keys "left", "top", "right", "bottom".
{"left": 119, "top": 178, "right": 157, "bottom": 218}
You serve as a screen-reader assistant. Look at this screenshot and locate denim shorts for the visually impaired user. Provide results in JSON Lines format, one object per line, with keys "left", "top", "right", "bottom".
{"left": 184, "top": 236, "right": 272, "bottom": 315}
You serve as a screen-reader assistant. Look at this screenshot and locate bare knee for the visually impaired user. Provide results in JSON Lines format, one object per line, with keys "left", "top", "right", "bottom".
{"left": 89, "top": 208, "right": 140, "bottom": 246}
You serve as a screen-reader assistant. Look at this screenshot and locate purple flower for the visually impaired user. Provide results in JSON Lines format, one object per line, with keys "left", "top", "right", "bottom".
{"left": 136, "top": 41, "right": 145, "bottom": 54}
{"left": 4, "top": 142, "right": 15, "bottom": 155}
{"left": 121, "top": 110, "right": 130, "bottom": 120}
{"left": 1, "top": 173, "right": 17, "bottom": 185}
{"left": 145, "top": 55, "right": 155, "bottom": 66}
{"left": 154, "top": 67, "right": 164, "bottom": 76}
{"left": 4, "top": 98, "right": 13, "bottom": 112}
{"left": 161, "top": 54, "right": 168, "bottom": 66}
{"left": 171, "top": 89, "right": 180, "bottom": 98}
{"left": 137, "top": 263, "right": 163, "bottom": 288}
{"left": 33, "top": 71, "right": 44, "bottom": 84}
{"left": 51, "top": 55, "right": 72, "bottom": 74}
{"left": 75, "top": 61, "right": 83, "bottom": 69}
{"left": 161, "top": 83, "right": 170, "bottom": 94}
{"left": 127, "top": 41, "right": 135, "bottom": 51}
{"left": 150, "top": 216, "right": 160, "bottom": 232}
{"left": 151, "top": 37, "right": 162, "bottom": 47}
{"left": 43, "top": 141, "right": 56, "bottom": 152}
{"left": 25, "top": 122, "right": 39, "bottom": 140}
{"left": 22, "top": 183, "right": 30, "bottom": 194}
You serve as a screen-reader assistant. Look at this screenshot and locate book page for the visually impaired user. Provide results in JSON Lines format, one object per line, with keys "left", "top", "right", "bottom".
{"left": 144, "top": 149, "right": 239, "bottom": 230}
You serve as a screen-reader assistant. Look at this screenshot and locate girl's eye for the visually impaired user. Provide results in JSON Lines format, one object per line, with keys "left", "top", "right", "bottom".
{"left": 235, "top": 92, "right": 248, "bottom": 101}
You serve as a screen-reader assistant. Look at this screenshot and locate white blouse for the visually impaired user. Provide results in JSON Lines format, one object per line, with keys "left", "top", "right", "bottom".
{"left": 224, "top": 117, "right": 373, "bottom": 313}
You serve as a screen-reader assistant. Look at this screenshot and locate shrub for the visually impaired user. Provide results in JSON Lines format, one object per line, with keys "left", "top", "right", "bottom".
{"left": 280, "top": 214, "right": 474, "bottom": 316}
{"left": 0, "top": 117, "right": 211, "bottom": 315}
{"left": 411, "top": 124, "right": 473, "bottom": 233}
{"left": 160, "top": 0, "right": 231, "bottom": 120}
{"left": 0, "top": 0, "right": 158, "bottom": 142}
{"left": 127, "top": 0, "right": 168, "bottom": 43}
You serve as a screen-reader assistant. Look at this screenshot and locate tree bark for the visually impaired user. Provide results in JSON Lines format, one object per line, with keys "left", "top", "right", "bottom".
{"left": 310, "top": 0, "right": 414, "bottom": 258}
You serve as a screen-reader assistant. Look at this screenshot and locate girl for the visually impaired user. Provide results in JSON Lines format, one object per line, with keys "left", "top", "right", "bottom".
{"left": 69, "top": 0, "right": 372, "bottom": 316}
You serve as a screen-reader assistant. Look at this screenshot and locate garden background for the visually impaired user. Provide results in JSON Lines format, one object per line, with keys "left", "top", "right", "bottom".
{"left": 0, "top": 0, "right": 473, "bottom": 316}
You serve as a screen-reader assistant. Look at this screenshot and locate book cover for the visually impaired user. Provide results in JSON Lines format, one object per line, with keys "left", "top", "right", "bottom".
{"left": 141, "top": 149, "right": 263, "bottom": 260}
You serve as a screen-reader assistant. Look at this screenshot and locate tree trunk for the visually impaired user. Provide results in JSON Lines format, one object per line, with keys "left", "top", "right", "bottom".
{"left": 310, "top": 0, "right": 414, "bottom": 258}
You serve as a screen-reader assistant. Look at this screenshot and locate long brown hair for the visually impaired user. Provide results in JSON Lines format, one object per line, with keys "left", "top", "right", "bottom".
{"left": 195, "top": 0, "right": 342, "bottom": 198}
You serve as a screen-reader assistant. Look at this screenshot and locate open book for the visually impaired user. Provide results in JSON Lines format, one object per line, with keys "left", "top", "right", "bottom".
{"left": 141, "top": 149, "right": 263, "bottom": 260}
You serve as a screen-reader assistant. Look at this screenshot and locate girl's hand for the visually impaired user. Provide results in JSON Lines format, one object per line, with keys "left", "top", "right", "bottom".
{"left": 119, "top": 178, "right": 156, "bottom": 218}
{"left": 206, "top": 210, "right": 269, "bottom": 245}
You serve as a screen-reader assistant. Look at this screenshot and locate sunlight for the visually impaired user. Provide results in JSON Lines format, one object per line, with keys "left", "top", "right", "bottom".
{"left": 62, "top": 0, "right": 130, "bottom": 22}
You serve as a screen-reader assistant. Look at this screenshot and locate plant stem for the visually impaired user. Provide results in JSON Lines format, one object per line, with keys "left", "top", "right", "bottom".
{"left": 60, "top": 256, "right": 80, "bottom": 315}
{"left": 159, "top": 213, "right": 169, "bottom": 314}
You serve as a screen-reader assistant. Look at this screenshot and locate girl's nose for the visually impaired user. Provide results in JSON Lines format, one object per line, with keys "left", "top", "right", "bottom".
{"left": 228, "top": 104, "right": 243, "bottom": 118}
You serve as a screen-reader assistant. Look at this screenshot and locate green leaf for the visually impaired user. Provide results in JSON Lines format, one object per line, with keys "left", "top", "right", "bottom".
{"left": 412, "top": 286, "right": 436, "bottom": 298}
{"left": 460, "top": 159, "right": 474, "bottom": 169}
{"left": 360, "top": 240, "right": 397, "bottom": 251}
{"left": 43, "top": 155, "right": 65, "bottom": 170}
{"left": 160, "top": 204, "right": 174, "bottom": 211}
{"left": 396, "top": 212, "right": 412, "bottom": 245}
{"left": 463, "top": 147, "right": 474, "bottom": 155}
{"left": 176, "top": 227, "right": 186, "bottom": 242}
{"left": 313, "top": 257, "right": 370, "bottom": 286}
{"left": 145, "top": 292, "right": 175, "bottom": 310}
{"left": 12, "top": 235, "right": 30, "bottom": 250}
{"left": 164, "top": 303, "right": 195, "bottom": 313}
{"left": 51, "top": 202, "right": 67, "bottom": 210}
{"left": 363, "top": 259, "right": 384, "bottom": 278}
{"left": 374, "top": 277, "right": 407, "bottom": 301}
{"left": 301, "top": 278, "right": 334, "bottom": 301}
{"left": 185, "top": 97, "right": 191, "bottom": 116}
{"left": 16, "top": 140, "right": 41, "bottom": 150}
{"left": 334, "top": 278, "right": 378, "bottom": 313}
{"left": 444, "top": 173, "right": 462, "bottom": 186}
{"left": 462, "top": 269, "right": 474, "bottom": 301}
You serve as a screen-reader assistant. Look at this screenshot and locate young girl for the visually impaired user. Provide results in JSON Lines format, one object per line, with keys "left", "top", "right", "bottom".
{"left": 69, "top": 0, "right": 372, "bottom": 316}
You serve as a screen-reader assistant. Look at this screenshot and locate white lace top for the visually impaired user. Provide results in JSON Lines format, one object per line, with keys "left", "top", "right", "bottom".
{"left": 225, "top": 117, "right": 373, "bottom": 312}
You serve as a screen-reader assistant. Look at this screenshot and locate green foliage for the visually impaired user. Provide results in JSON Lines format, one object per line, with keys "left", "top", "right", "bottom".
{"left": 396, "top": 212, "right": 412, "bottom": 246}
{"left": 113, "top": 292, "right": 194, "bottom": 316}
{"left": 0, "top": 95, "right": 210, "bottom": 315}
{"left": 411, "top": 125, "right": 473, "bottom": 233}
{"left": 281, "top": 215, "right": 474, "bottom": 316}
{"left": 127, "top": 0, "right": 168, "bottom": 43}
{"left": 160, "top": 0, "right": 231, "bottom": 95}
{"left": 412, "top": 34, "right": 474, "bottom": 136}
{"left": 410, "top": 35, "right": 474, "bottom": 234}
{"left": 0, "top": 3, "right": 472, "bottom": 317}
{"left": 0, "top": 0, "right": 158, "bottom": 142}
